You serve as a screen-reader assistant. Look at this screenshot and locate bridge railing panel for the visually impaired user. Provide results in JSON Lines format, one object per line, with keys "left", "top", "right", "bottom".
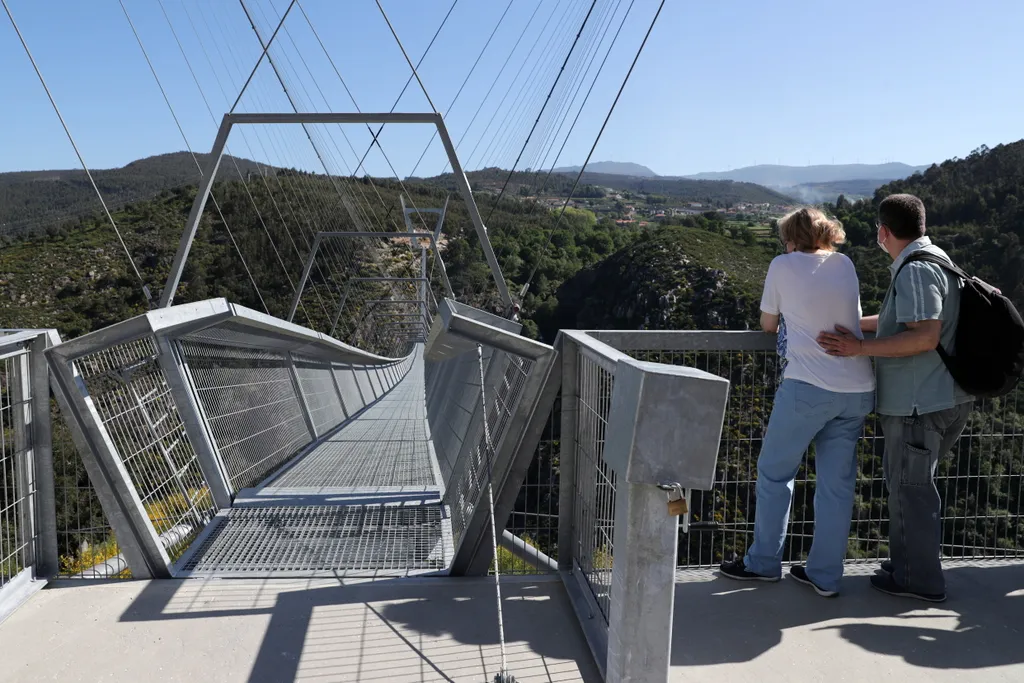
{"left": 425, "top": 299, "right": 561, "bottom": 577}
{"left": 45, "top": 298, "right": 412, "bottom": 579}
{"left": 0, "top": 330, "right": 59, "bottom": 622}
{"left": 554, "top": 330, "right": 730, "bottom": 682}
{"left": 177, "top": 341, "right": 312, "bottom": 493}
{"left": 589, "top": 330, "right": 1024, "bottom": 567}
{"left": 71, "top": 337, "right": 217, "bottom": 568}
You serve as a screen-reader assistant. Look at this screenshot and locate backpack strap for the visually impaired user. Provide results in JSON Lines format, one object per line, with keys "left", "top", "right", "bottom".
{"left": 891, "top": 250, "right": 965, "bottom": 362}
{"left": 894, "top": 250, "right": 968, "bottom": 283}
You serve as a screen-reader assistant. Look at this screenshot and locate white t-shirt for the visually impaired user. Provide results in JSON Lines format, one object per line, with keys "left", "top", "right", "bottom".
{"left": 761, "top": 251, "right": 875, "bottom": 393}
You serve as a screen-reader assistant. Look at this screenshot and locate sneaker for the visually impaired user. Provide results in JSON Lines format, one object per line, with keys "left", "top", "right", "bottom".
{"left": 719, "top": 558, "right": 779, "bottom": 582}
{"left": 869, "top": 572, "right": 946, "bottom": 603}
{"left": 880, "top": 559, "right": 893, "bottom": 575}
{"left": 788, "top": 565, "right": 838, "bottom": 597}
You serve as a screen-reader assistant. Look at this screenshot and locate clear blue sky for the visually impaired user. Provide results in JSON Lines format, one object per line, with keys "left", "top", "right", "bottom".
{"left": 2, "top": 0, "right": 1022, "bottom": 177}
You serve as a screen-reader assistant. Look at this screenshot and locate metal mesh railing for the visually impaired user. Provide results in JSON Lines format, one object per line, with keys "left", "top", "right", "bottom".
{"left": 52, "top": 407, "right": 128, "bottom": 579}
{"left": 616, "top": 336, "right": 1024, "bottom": 568}
{"left": 499, "top": 407, "right": 560, "bottom": 575}
{"left": 178, "top": 340, "right": 312, "bottom": 493}
{"left": 571, "top": 346, "right": 617, "bottom": 621}
{"left": 0, "top": 351, "right": 33, "bottom": 587}
{"left": 75, "top": 337, "right": 216, "bottom": 560}
{"left": 293, "top": 357, "right": 348, "bottom": 436}
{"left": 443, "top": 353, "right": 534, "bottom": 548}
{"left": 428, "top": 345, "right": 537, "bottom": 558}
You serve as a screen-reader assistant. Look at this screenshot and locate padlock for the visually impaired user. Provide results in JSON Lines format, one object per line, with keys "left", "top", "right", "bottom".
{"left": 660, "top": 482, "right": 687, "bottom": 517}
{"left": 667, "top": 496, "right": 688, "bottom": 516}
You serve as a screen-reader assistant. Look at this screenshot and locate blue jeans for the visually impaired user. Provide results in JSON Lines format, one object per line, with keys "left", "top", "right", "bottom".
{"left": 744, "top": 379, "right": 874, "bottom": 591}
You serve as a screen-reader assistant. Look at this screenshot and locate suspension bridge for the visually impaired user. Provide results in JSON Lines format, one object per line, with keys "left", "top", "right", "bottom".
{"left": 1, "top": 2, "right": 1023, "bottom": 682}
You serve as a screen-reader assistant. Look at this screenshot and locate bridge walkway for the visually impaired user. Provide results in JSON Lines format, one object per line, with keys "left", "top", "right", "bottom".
{"left": 175, "top": 350, "right": 453, "bottom": 578}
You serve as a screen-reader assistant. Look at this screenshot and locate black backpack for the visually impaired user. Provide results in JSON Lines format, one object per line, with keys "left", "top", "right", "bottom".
{"left": 894, "top": 251, "right": 1024, "bottom": 398}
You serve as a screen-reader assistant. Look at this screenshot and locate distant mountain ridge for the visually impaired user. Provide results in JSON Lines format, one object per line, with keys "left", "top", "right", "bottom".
{"left": 552, "top": 161, "right": 658, "bottom": 177}
{"left": 683, "top": 162, "right": 929, "bottom": 187}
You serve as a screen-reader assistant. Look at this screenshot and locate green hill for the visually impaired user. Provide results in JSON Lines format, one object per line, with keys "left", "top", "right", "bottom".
{"left": 421, "top": 167, "right": 795, "bottom": 207}
{"left": 0, "top": 152, "right": 275, "bottom": 238}
{"left": 829, "top": 142, "right": 1024, "bottom": 314}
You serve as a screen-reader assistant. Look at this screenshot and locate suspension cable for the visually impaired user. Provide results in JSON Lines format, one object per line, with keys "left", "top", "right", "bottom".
{"left": 2, "top": 0, "right": 150, "bottom": 302}
{"left": 522, "top": 0, "right": 666, "bottom": 296}
{"left": 484, "top": 0, "right": 598, "bottom": 225}
{"left": 120, "top": 0, "right": 269, "bottom": 313}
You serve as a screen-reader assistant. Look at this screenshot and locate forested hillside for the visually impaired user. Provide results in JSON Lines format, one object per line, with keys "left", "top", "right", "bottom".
{"left": 421, "top": 167, "right": 795, "bottom": 206}
{"left": 0, "top": 152, "right": 273, "bottom": 238}
{"left": 830, "top": 142, "right": 1024, "bottom": 315}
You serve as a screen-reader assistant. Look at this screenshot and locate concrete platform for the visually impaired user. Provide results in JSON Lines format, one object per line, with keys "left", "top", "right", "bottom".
{"left": 2, "top": 561, "right": 1020, "bottom": 682}
{"left": 671, "top": 560, "right": 1024, "bottom": 682}
{"left": 0, "top": 575, "right": 599, "bottom": 683}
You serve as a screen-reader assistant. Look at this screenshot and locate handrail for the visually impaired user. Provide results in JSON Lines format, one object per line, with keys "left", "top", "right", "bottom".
{"left": 49, "top": 299, "right": 407, "bottom": 366}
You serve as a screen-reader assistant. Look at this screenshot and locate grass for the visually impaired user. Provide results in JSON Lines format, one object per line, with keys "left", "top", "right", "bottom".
{"left": 655, "top": 226, "right": 775, "bottom": 289}
{"left": 59, "top": 535, "right": 131, "bottom": 578}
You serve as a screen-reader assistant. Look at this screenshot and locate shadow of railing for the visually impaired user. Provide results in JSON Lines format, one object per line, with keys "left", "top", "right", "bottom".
{"left": 113, "top": 576, "right": 601, "bottom": 683}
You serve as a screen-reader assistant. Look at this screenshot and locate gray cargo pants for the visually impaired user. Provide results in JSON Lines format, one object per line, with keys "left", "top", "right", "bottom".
{"left": 879, "top": 402, "right": 972, "bottom": 595}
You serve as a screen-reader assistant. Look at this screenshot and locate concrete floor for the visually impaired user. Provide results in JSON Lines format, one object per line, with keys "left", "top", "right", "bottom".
{"left": 671, "top": 560, "right": 1024, "bottom": 682}
{"left": 2, "top": 561, "right": 1021, "bottom": 683}
{"left": 0, "top": 575, "right": 599, "bottom": 683}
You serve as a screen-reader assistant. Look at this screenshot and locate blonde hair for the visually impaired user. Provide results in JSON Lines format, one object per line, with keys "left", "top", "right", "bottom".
{"left": 778, "top": 207, "right": 845, "bottom": 252}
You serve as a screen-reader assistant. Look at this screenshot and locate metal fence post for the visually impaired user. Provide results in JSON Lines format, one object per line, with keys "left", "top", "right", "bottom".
{"left": 287, "top": 352, "right": 318, "bottom": 439}
{"left": 602, "top": 359, "right": 729, "bottom": 683}
{"left": 12, "top": 352, "right": 36, "bottom": 574}
{"left": 556, "top": 334, "right": 579, "bottom": 572}
{"left": 155, "top": 337, "right": 233, "bottom": 509}
{"left": 29, "top": 332, "right": 58, "bottom": 579}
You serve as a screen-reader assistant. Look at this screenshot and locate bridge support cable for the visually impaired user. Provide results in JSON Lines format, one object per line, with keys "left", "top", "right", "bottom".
{"left": 119, "top": 0, "right": 270, "bottom": 314}
{"left": 481, "top": 0, "right": 598, "bottom": 175}
{"left": 252, "top": 1, "right": 398, "bottom": 233}
{"left": 445, "top": 1, "right": 546, "bottom": 174}
{"left": 164, "top": 1, "right": 358, "bottom": 321}
{"left": 405, "top": 0, "right": 515, "bottom": 180}
{"left": 463, "top": 0, "right": 580, "bottom": 173}
{"left": 159, "top": 0, "right": 321, "bottom": 320}
{"left": 485, "top": 0, "right": 623, "bottom": 278}
{"left": 206, "top": 2, "right": 369, "bottom": 305}
{"left": 240, "top": 0, "right": 377, "bottom": 236}
{"left": 482, "top": 0, "right": 598, "bottom": 224}
{"left": 1, "top": 0, "right": 151, "bottom": 304}
{"left": 496, "top": 0, "right": 636, "bottom": 280}
{"left": 275, "top": 7, "right": 432, "bottom": 238}
{"left": 345, "top": 0, "right": 458, "bottom": 188}
{"left": 522, "top": 0, "right": 666, "bottom": 299}
{"left": 239, "top": 0, "right": 410, "bottom": 315}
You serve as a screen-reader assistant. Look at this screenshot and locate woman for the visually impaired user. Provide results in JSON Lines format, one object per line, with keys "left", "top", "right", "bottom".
{"left": 720, "top": 207, "right": 874, "bottom": 597}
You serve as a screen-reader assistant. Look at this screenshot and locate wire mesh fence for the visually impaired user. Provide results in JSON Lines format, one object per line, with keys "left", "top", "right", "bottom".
{"left": 621, "top": 338, "right": 1024, "bottom": 568}
{"left": 498, "top": 407, "right": 560, "bottom": 576}
{"left": 75, "top": 337, "right": 216, "bottom": 561}
{"left": 569, "top": 346, "right": 617, "bottom": 621}
{"left": 0, "top": 352, "right": 33, "bottom": 587}
{"left": 52, "top": 407, "right": 128, "bottom": 579}
{"left": 178, "top": 340, "right": 312, "bottom": 493}
{"left": 439, "top": 350, "right": 534, "bottom": 550}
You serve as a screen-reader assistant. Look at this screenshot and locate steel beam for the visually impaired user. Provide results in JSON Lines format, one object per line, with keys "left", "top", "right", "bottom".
{"left": 161, "top": 112, "right": 508, "bottom": 310}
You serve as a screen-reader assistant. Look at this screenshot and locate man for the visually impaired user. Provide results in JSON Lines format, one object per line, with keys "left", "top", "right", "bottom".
{"left": 818, "top": 193, "right": 972, "bottom": 603}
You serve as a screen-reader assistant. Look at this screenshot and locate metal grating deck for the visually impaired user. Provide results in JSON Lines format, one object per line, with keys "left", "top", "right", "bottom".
{"left": 178, "top": 505, "right": 449, "bottom": 577}
{"left": 270, "top": 439, "right": 436, "bottom": 489}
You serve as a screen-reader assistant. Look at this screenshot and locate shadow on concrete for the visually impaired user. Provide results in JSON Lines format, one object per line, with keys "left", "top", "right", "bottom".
{"left": 672, "top": 562, "right": 1024, "bottom": 671}
{"left": 118, "top": 575, "right": 600, "bottom": 683}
